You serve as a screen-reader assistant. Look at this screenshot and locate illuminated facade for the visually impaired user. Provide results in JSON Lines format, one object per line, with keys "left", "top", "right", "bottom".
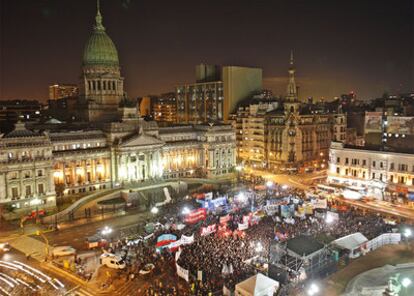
{"left": 49, "top": 84, "right": 79, "bottom": 100}
{"left": 328, "top": 142, "right": 414, "bottom": 202}
{"left": 234, "top": 53, "right": 346, "bottom": 171}
{"left": 0, "top": 122, "right": 56, "bottom": 212}
{"left": 0, "top": 121, "right": 236, "bottom": 215}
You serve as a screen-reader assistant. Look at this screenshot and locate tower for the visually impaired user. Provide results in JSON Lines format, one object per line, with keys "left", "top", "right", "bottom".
{"left": 284, "top": 50, "right": 300, "bottom": 114}
{"left": 80, "top": 0, "right": 125, "bottom": 122}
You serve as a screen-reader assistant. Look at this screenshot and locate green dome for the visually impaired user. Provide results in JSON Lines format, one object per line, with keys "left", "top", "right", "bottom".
{"left": 82, "top": 9, "right": 119, "bottom": 67}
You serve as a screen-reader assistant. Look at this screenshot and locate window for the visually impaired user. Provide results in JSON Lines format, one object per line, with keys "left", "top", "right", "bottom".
{"left": 25, "top": 185, "right": 31, "bottom": 197}
{"left": 380, "top": 162, "right": 383, "bottom": 168}
{"left": 372, "top": 173, "right": 376, "bottom": 179}
{"left": 362, "top": 160, "right": 366, "bottom": 166}
{"left": 24, "top": 171, "right": 31, "bottom": 178}
{"left": 345, "top": 169, "right": 349, "bottom": 175}
{"left": 373, "top": 161, "right": 376, "bottom": 167}
{"left": 38, "top": 184, "right": 44, "bottom": 195}
{"left": 362, "top": 171, "right": 366, "bottom": 178}
{"left": 345, "top": 158, "right": 349, "bottom": 165}
{"left": 380, "top": 173, "right": 383, "bottom": 181}
{"left": 390, "top": 175, "right": 394, "bottom": 182}
{"left": 37, "top": 170, "right": 43, "bottom": 177}
{"left": 12, "top": 187, "right": 19, "bottom": 199}
{"left": 336, "top": 167, "right": 340, "bottom": 174}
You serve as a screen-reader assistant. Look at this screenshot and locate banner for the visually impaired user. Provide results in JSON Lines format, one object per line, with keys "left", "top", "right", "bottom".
{"left": 185, "top": 208, "right": 207, "bottom": 224}
{"left": 238, "top": 222, "right": 248, "bottom": 231}
{"left": 197, "top": 270, "right": 203, "bottom": 281}
{"left": 201, "top": 224, "right": 217, "bottom": 236}
{"left": 156, "top": 234, "right": 177, "bottom": 248}
{"left": 311, "top": 198, "right": 328, "bottom": 209}
{"left": 364, "top": 112, "right": 383, "bottom": 133}
{"left": 205, "top": 192, "right": 213, "bottom": 200}
{"left": 175, "top": 248, "right": 182, "bottom": 261}
{"left": 176, "top": 263, "right": 189, "bottom": 282}
{"left": 168, "top": 240, "right": 182, "bottom": 250}
{"left": 281, "top": 204, "right": 295, "bottom": 218}
{"left": 181, "top": 234, "right": 194, "bottom": 245}
{"left": 387, "top": 116, "right": 414, "bottom": 135}
{"left": 220, "top": 214, "right": 231, "bottom": 224}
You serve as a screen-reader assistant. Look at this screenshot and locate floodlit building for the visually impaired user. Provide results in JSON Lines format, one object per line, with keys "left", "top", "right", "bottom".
{"left": 0, "top": 2, "right": 237, "bottom": 218}
{"left": 328, "top": 141, "right": 414, "bottom": 203}
{"left": 234, "top": 53, "right": 346, "bottom": 172}
{"left": 49, "top": 84, "right": 79, "bottom": 100}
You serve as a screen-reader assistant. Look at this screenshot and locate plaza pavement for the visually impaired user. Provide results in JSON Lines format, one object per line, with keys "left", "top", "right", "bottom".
{"left": 324, "top": 241, "right": 414, "bottom": 295}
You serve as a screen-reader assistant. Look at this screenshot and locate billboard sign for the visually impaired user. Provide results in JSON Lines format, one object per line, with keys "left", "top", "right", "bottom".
{"left": 387, "top": 116, "right": 414, "bottom": 135}
{"left": 364, "top": 112, "right": 382, "bottom": 133}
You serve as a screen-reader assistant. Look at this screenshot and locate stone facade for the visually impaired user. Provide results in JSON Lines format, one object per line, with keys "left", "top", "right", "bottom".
{"left": 0, "top": 121, "right": 236, "bottom": 214}
{"left": 234, "top": 54, "right": 346, "bottom": 171}
{"left": 328, "top": 142, "right": 414, "bottom": 202}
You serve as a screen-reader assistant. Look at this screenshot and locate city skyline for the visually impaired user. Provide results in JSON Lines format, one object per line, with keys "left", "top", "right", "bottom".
{"left": 1, "top": 0, "right": 413, "bottom": 101}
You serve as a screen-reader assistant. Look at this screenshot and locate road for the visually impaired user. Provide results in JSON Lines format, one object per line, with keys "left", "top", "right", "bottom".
{"left": 41, "top": 209, "right": 151, "bottom": 251}
{"left": 0, "top": 249, "right": 76, "bottom": 296}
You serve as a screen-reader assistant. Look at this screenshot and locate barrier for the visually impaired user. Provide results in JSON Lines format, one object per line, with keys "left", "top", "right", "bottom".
{"left": 367, "top": 233, "right": 401, "bottom": 251}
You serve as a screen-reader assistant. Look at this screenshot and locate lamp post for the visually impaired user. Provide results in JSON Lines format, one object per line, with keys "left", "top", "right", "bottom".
{"left": 307, "top": 283, "right": 320, "bottom": 296}
{"left": 403, "top": 228, "right": 412, "bottom": 251}
{"left": 401, "top": 277, "right": 412, "bottom": 296}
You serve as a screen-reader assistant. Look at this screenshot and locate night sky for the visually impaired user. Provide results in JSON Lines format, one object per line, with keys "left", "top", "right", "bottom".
{"left": 1, "top": 0, "right": 413, "bottom": 101}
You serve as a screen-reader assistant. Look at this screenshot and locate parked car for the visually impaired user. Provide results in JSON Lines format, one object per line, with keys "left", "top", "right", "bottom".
{"left": 52, "top": 246, "right": 76, "bottom": 257}
{"left": 100, "top": 253, "right": 126, "bottom": 269}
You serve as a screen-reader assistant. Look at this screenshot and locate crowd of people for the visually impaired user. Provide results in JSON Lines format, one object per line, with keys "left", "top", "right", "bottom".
{"left": 101, "top": 183, "right": 398, "bottom": 295}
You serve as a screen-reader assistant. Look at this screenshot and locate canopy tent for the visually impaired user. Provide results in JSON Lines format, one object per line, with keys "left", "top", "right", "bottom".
{"left": 235, "top": 273, "right": 279, "bottom": 296}
{"left": 332, "top": 232, "right": 368, "bottom": 258}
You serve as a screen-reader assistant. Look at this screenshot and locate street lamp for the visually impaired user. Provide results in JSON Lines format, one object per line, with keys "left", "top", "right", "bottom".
{"left": 255, "top": 242, "right": 263, "bottom": 253}
{"left": 266, "top": 180, "right": 274, "bottom": 188}
{"left": 307, "top": 283, "right": 320, "bottom": 296}
{"left": 151, "top": 206, "right": 159, "bottom": 214}
{"left": 404, "top": 229, "right": 412, "bottom": 239}
{"left": 282, "top": 184, "right": 288, "bottom": 190}
{"left": 401, "top": 277, "right": 412, "bottom": 288}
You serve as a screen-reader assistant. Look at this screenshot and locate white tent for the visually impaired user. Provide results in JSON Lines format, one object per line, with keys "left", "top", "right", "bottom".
{"left": 332, "top": 232, "right": 368, "bottom": 258}
{"left": 235, "top": 273, "right": 279, "bottom": 296}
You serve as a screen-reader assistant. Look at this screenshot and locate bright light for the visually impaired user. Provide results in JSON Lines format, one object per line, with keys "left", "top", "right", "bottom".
{"left": 151, "top": 207, "right": 159, "bottom": 214}
{"left": 281, "top": 184, "right": 288, "bottom": 190}
{"left": 236, "top": 192, "right": 246, "bottom": 202}
{"left": 307, "top": 283, "right": 320, "bottom": 295}
{"left": 182, "top": 207, "right": 191, "bottom": 215}
{"left": 325, "top": 215, "right": 334, "bottom": 224}
{"left": 266, "top": 180, "right": 274, "bottom": 188}
{"left": 401, "top": 277, "right": 412, "bottom": 288}
{"left": 235, "top": 165, "right": 243, "bottom": 172}
{"left": 255, "top": 242, "right": 263, "bottom": 253}
{"left": 342, "top": 189, "right": 362, "bottom": 200}
{"left": 96, "top": 163, "right": 104, "bottom": 174}
{"left": 101, "top": 226, "right": 112, "bottom": 236}
{"left": 404, "top": 229, "right": 412, "bottom": 238}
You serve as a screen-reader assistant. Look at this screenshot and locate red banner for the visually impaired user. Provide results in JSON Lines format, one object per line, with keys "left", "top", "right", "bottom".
{"left": 184, "top": 208, "right": 207, "bottom": 224}
{"left": 220, "top": 214, "right": 231, "bottom": 224}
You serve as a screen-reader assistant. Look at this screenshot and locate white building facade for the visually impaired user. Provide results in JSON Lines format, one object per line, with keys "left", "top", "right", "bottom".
{"left": 328, "top": 142, "right": 414, "bottom": 203}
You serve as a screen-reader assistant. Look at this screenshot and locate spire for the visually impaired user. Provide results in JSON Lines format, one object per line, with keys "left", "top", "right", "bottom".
{"left": 95, "top": 0, "right": 105, "bottom": 31}
{"left": 286, "top": 49, "right": 297, "bottom": 102}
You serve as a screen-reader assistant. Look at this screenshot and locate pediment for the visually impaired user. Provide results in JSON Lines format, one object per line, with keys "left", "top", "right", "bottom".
{"left": 120, "top": 133, "right": 164, "bottom": 147}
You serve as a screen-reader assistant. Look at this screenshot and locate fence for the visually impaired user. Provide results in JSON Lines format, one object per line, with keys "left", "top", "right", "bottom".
{"left": 366, "top": 233, "right": 401, "bottom": 252}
